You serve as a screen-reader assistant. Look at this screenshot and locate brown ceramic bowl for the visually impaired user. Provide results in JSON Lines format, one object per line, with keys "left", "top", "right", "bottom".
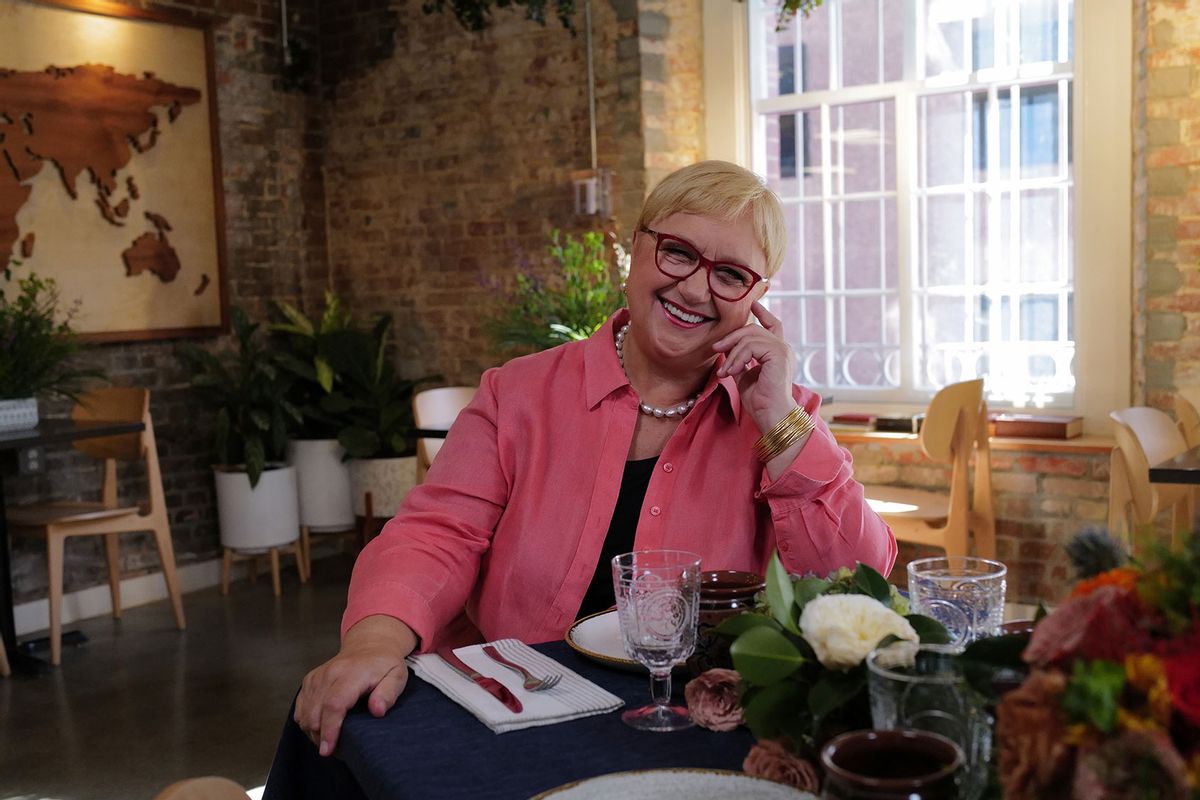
{"left": 999, "top": 618, "right": 1037, "bottom": 637}
{"left": 699, "top": 570, "right": 765, "bottom": 598}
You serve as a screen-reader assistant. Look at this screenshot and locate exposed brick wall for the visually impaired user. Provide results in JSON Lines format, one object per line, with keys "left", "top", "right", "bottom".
{"left": 7, "top": 0, "right": 325, "bottom": 605}
{"left": 1140, "top": 0, "right": 1200, "bottom": 410}
{"left": 637, "top": 0, "right": 704, "bottom": 193}
{"left": 319, "top": 1, "right": 643, "bottom": 385}
{"left": 848, "top": 440, "right": 1110, "bottom": 604}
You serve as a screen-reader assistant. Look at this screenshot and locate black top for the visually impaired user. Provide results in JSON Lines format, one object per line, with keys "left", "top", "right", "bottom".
{"left": 576, "top": 456, "right": 659, "bottom": 617}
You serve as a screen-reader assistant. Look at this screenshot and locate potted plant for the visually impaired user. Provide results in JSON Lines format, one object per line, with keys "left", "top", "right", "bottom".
{"left": 483, "top": 228, "right": 627, "bottom": 356}
{"left": 319, "top": 315, "right": 438, "bottom": 518}
{"left": 0, "top": 266, "right": 99, "bottom": 431}
{"left": 177, "top": 307, "right": 302, "bottom": 552}
{"left": 272, "top": 293, "right": 359, "bottom": 534}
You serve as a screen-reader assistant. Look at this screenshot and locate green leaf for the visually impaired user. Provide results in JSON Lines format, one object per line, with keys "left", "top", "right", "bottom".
{"left": 854, "top": 563, "right": 892, "bottom": 602}
{"left": 729, "top": 625, "right": 806, "bottom": 686}
{"left": 808, "top": 667, "right": 865, "bottom": 724}
{"left": 906, "top": 613, "right": 952, "bottom": 644}
{"left": 249, "top": 410, "right": 271, "bottom": 431}
{"left": 792, "top": 577, "right": 830, "bottom": 611}
{"left": 765, "top": 552, "right": 799, "bottom": 634}
{"left": 338, "top": 427, "right": 381, "bottom": 459}
{"left": 315, "top": 358, "right": 335, "bottom": 393}
{"left": 244, "top": 437, "right": 266, "bottom": 488}
{"left": 1061, "top": 659, "right": 1126, "bottom": 733}
{"left": 960, "top": 633, "right": 1030, "bottom": 701}
{"left": 714, "top": 613, "right": 780, "bottom": 638}
{"left": 1035, "top": 602, "right": 1049, "bottom": 622}
{"left": 742, "top": 680, "right": 802, "bottom": 741}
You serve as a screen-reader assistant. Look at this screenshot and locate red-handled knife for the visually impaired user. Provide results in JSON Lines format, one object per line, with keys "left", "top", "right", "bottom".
{"left": 436, "top": 647, "right": 524, "bottom": 714}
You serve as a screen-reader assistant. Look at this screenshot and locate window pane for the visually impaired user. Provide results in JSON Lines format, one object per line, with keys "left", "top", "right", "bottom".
{"left": 803, "top": 201, "right": 826, "bottom": 291}
{"left": 845, "top": 295, "right": 881, "bottom": 344}
{"left": 1019, "top": 295, "right": 1059, "bottom": 341}
{"left": 838, "top": 100, "right": 893, "bottom": 195}
{"left": 923, "top": 195, "right": 967, "bottom": 286}
{"left": 884, "top": 199, "right": 898, "bottom": 289}
{"left": 760, "top": 2, "right": 832, "bottom": 97}
{"left": 764, "top": 111, "right": 822, "bottom": 199}
{"left": 840, "top": 0, "right": 880, "bottom": 87}
{"left": 1020, "top": 0, "right": 1058, "bottom": 64}
{"left": 971, "top": 1, "right": 998, "bottom": 71}
{"left": 925, "top": 1, "right": 964, "bottom": 77}
{"left": 775, "top": 204, "right": 802, "bottom": 292}
{"left": 1019, "top": 83, "right": 1060, "bottom": 179}
{"left": 841, "top": 199, "right": 883, "bottom": 290}
{"left": 1019, "top": 189, "right": 1060, "bottom": 282}
{"left": 922, "top": 93, "right": 967, "bottom": 187}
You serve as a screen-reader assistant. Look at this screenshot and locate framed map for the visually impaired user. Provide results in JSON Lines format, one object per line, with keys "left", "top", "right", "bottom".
{"left": 0, "top": 0, "right": 227, "bottom": 341}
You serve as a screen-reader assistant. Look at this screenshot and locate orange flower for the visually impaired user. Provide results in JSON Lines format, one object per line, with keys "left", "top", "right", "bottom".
{"left": 1070, "top": 567, "right": 1139, "bottom": 599}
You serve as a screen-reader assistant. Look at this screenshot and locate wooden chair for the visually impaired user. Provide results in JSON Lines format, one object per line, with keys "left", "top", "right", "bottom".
{"left": 153, "top": 776, "right": 250, "bottom": 800}
{"left": 414, "top": 386, "right": 476, "bottom": 484}
{"left": 1175, "top": 390, "right": 1200, "bottom": 448}
{"left": 862, "top": 379, "right": 995, "bottom": 559}
{"left": 6, "top": 388, "right": 185, "bottom": 666}
{"left": 1108, "top": 406, "right": 1193, "bottom": 548}
{"left": 0, "top": 638, "right": 10, "bottom": 678}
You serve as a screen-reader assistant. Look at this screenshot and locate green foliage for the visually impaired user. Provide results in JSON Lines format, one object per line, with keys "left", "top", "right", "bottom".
{"left": 271, "top": 293, "right": 364, "bottom": 440}
{"left": 1136, "top": 533, "right": 1200, "bottom": 635}
{"left": 1061, "top": 659, "right": 1127, "bottom": 733}
{"left": 0, "top": 268, "right": 101, "bottom": 401}
{"left": 485, "top": 229, "right": 626, "bottom": 355}
{"left": 723, "top": 555, "right": 948, "bottom": 753}
{"left": 177, "top": 307, "right": 300, "bottom": 488}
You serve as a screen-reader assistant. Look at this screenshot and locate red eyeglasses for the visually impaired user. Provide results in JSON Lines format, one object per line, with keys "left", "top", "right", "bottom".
{"left": 640, "top": 228, "right": 767, "bottom": 302}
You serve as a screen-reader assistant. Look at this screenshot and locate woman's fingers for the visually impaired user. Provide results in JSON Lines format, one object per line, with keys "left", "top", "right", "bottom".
{"left": 367, "top": 663, "right": 409, "bottom": 717}
{"left": 750, "top": 301, "right": 784, "bottom": 335}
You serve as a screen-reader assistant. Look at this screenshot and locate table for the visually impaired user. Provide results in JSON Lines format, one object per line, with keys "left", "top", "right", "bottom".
{"left": 1149, "top": 446, "right": 1200, "bottom": 484}
{"left": 0, "top": 418, "right": 145, "bottom": 674}
{"left": 263, "top": 640, "right": 757, "bottom": 799}
{"left": 414, "top": 426, "right": 450, "bottom": 439}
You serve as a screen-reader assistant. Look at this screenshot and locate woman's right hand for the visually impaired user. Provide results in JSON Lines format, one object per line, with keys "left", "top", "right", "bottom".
{"left": 295, "top": 615, "right": 419, "bottom": 757}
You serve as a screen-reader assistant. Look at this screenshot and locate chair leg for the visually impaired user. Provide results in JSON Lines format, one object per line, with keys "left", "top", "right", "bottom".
{"left": 300, "top": 525, "right": 312, "bottom": 580}
{"left": 0, "top": 638, "right": 10, "bottom": 678}
{"left": 269, "top": 547, "right": 282, "bottom": 597}
{"left": 104, "top": 533, "right": 122, "bottom": 619}
{"left": 221, "top": 548, "right": 233, "bottom": 596}
{"left": 248, "top": 556, "right": 259, "bottom": 583}
{"left": 150, "top": 521, "right": 186, "bottom": 630}
{"left": 47, "top": 533, "right": 65, "bottom": 667}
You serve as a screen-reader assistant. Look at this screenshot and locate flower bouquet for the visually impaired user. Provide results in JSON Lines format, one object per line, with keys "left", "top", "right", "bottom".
{"left": 992, "top": 529, "right": 1200, "bottom": 799}
{"left": 684, "top": 555, "right": 950, "bottom": 792}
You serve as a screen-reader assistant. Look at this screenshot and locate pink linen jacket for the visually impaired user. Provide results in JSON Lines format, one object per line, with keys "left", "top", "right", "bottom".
{"left": 342, "top": 311, "right": 896, "bottom": 651}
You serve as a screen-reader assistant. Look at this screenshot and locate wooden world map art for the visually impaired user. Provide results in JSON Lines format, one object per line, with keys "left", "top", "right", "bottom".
{"left": 0, "top": 64, "right": 201, "bottom": 289}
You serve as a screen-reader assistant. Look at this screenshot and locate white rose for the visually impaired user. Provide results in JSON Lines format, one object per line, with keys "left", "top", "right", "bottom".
{"left": 799, "top": 594, "right": 920, "bottom": 670}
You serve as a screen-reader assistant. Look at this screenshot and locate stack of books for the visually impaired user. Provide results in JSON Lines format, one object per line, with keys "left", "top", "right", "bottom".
{"left": 987, "top": 412, "right": 1083, "bottom": 439}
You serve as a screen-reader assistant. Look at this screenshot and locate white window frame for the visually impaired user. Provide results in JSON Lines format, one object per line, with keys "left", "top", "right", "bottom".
{"left": 702, "top": 0, "right": 1131, "bottom": 433}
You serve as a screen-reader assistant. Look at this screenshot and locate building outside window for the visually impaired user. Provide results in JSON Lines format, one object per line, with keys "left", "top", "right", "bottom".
{"left": 749, "top": 0, "right": 1077, "bottom": 409}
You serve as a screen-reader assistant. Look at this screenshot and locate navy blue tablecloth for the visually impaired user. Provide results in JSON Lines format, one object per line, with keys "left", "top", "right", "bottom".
{"left": 263, "top": 641, "right": 756, "bottom": 799}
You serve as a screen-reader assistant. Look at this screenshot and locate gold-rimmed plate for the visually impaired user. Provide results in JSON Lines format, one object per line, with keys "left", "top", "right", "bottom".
{"left": 564, "top": 609, "right": 686, "bottom": 672}
{"left": 530, "top": 768, "right": 816, "bottom": 799}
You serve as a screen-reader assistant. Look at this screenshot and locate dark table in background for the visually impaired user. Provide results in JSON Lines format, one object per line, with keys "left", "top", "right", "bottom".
{"left": 0, "top": 418, "right": 145, "bottom": 674}
{"left": 264, "top": 640, "right": 756, "bottom": 799}
{"left": 1149, "top": 446, "right": 1200, "bottom": 484}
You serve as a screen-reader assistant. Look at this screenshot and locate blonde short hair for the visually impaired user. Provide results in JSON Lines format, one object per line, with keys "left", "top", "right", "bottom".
{"left": 635, "top": 161, "right": 787, "bottom": 278}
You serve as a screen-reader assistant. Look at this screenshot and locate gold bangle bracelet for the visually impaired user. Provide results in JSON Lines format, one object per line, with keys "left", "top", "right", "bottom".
{"left": 754, "top": 406, "right": 816, "bottom": 462}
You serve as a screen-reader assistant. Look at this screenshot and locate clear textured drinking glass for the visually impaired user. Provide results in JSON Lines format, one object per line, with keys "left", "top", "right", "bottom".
{"left": 907, "top": 556, "right": 1007, "bottom": 646}
{"left": 867, "top": 644, "right": 991, "bottom": 800}
{"left": 611, "top": 549, "right": 702, "bottom": 732}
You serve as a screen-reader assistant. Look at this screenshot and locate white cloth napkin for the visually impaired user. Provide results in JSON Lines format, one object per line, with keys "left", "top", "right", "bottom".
{"left": 407, "top": 638, "right": 624, "bottom": 734}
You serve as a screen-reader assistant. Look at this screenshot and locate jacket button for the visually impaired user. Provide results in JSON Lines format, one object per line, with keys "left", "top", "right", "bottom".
{"left": 649, "top": 505, "right": 662, "bottom": 516}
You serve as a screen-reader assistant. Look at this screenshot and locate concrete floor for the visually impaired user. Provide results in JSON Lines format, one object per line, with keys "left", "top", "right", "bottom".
{"left": 0, "top": 554, "right": 350, "bottom": 800}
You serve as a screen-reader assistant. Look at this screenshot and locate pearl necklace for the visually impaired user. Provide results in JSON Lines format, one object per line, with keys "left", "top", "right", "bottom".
{"left": 614, "top": 323, "right": 699, "bottom": 419}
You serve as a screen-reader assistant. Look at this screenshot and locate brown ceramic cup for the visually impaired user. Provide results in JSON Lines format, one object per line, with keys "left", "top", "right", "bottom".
{"left": 687, "top": 570, "right": 764, "bottom": 675}
{"left": 820, "top": 729, "right": 964, "bottom": 800}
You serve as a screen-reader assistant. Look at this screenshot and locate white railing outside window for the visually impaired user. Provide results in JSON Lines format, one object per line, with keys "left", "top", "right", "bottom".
{"left": 749, "top": 0, "right": 1076, "bottom": 408}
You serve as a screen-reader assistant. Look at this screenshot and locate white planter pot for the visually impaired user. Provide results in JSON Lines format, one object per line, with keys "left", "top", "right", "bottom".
{"left": 0, "top": 397, "right": 38, "bottom": 433}
{"left": 214, "top": 464, "right": 300, "bottom": 550}
{"left": 287, "top": 439, "right": 355, "bottom": 531}
{"left": 348, "top": 456, "right": 417, "bottom": 517}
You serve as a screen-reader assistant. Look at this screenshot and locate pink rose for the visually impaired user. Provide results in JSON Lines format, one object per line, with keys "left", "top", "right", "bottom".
{"left": 742, "top": 739, "right": 821, "bottom": 793}
{"left": 1023, "top": 585, "right": 1149, "bottom": 667}
{"left": 684, "top": 668, "right": 744, "bottom": 732}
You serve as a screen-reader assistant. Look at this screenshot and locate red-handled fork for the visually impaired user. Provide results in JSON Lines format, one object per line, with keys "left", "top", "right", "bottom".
{"left": 481, "top": 645, "right": 562, "bottom": 691}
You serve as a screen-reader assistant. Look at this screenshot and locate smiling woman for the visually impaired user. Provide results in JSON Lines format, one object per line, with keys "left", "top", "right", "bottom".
{"left": 277, "top": 160, "right": 897, "bottom": 769}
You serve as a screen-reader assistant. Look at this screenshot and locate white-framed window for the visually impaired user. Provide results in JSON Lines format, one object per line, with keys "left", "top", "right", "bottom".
{"left": 703, "top": 0, "right": 1131, "bottom": 429}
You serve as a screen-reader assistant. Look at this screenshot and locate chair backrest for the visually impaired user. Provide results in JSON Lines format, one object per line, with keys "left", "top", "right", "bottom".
{"left": 919, "top": 379, "right": 985, "bottom": 463}
{"left": 1176, "top": 389, "right": 1200, "bottom": 448}
{"left": 1109, "top": 406, "right": 1189, "bottom": 525}
{"left": 71, "top": 387, "right": 148, "bottom": 461}
{"left": 414, "top": 386, "right": 477, "bottom": 468}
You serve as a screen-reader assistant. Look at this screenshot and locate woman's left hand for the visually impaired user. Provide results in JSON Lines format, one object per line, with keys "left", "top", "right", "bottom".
{"left": 713, "top": 301, "right": 799, "bottom": 432}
